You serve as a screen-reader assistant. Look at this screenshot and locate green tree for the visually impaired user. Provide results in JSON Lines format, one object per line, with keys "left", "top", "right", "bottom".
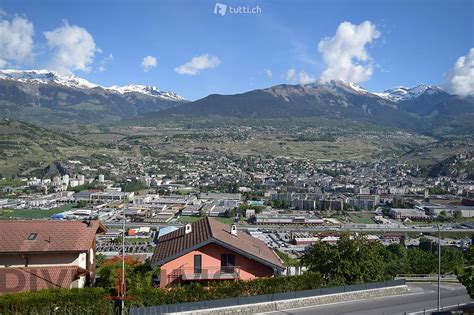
{"left": 276, "top": 250, "right": 299, "bottom": 267}
{"left": 378, "top": 243, "right": 409, "bottom": 277}
{"left": 457, "top": 245, "right": 474, "bottom": 298}
{"left": 437, "top": 210, "right": 449, "bottom": 222}
{"left": 301, "top": 234, "right": 387, "bottom": 285}
{"left": 75, "top": 200, "right": 89, "bottom": 208}
{"left": 121, "top": 180, "right": 148, "bottom": 192}
{"left": 457, "top": 267, "right": 474, "bottom": 298}
{"left": 407, "top": 248, "right": 437, "bottom": 274}
{"left": 453, "top": 210, "right": 463, "bottom": 220}
{"left": 440, "top": 247, "right": 465, "bottom": 274}
{"left": 419, "top": 237, "right": 434, "bottom": 253}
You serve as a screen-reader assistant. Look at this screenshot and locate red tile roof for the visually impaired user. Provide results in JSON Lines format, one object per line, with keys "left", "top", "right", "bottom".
{"left": 0, "top": 266, "right": 84, "bottom": 293}
{"left": 151, "top": 217, "right": 284, "bottom": 270}
{"left": 0, "top": 220, "right": 106, "bottom": 254}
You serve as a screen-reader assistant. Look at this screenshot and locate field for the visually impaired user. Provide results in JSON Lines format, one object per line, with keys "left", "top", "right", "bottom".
{"left": 348, "top": 213, "right": 374, "bottom": 224}
{"left": 0, "top": 120, "right": 124, "bottom": 177}
{"left": 0, "top": 204, "right": 74, "bottom": 219}
{"left": 177, "top": 216, "right": 234, "bottom": 225}
{"left": 177, "top": 216, "right": 201, "bottom": 223}
{"left": 0, "top": 179, "right": 25, "bottom": 187}
{"left": 2, "top": 117, "right": 469, "bottom": 178}
{"left": 94, "top": 118, "right": 436, "bottom": 164}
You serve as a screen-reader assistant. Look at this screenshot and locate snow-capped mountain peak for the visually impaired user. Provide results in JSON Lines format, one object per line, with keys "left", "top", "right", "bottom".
{"left": 0, "top": 69, "right": 186, "bottom": 101}
{"left": 107, "top": 84, "right": 186, "bottom": 101}
{"left": 374, "top": 84, "right": 444, "bottom": 102}
{"left": 0, "top": 69, "right": 99, "bottom": 89}
{"left": 108, "top": 84, "right": 160, "bottom": 94}
{"left": 321, "top": 79, "right": 371, "bottom": 95}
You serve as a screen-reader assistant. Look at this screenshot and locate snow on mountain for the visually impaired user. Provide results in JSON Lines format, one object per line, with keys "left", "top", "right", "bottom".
{"left": 307, "top": 79, "right": 371, "bottom": 95}
{"left": 1, "top": 69, "right": 447, "bottom": 104}
{"left": 327, "top": 79, "right": 371, "bottom": 95}
{"left": 374, "top": 85, "right": 444, "bottom": 102}
{"left": 107, "top": 84, "right": 186, "bottom": 101}
{"left": 0, "top": 69, "right": 99, "bottom": 89}
{"left": 0, "top": 69, "right": 186, "bottom": 101}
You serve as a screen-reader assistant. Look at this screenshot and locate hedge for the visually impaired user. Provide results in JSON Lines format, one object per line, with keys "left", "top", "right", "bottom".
{"left": 127, "top": 272, "right": 324, "bottom": 307}
{"left": 0, "top": 287, "right": 113, "bottom": 315}
{"left": 0, "top": 273, "right": 324, "bottom": 313}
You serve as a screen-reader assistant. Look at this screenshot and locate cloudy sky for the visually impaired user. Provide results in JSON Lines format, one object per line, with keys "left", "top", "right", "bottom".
{"left": 0, "top": 0, "right": 472, "bottom": 100}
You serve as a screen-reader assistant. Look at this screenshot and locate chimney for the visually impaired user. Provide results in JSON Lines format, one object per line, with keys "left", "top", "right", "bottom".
{"left": 185, "top": 223, "right": 192, "bottom": 235}
{"left": 230, "top": 224, "right": 238, "bottom": 236}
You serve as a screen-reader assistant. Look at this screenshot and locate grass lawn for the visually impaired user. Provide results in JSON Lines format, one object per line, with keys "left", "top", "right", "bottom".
{"left": 177, "top": 216, "right": 201, "bottom": 223}
{"left": 349, "top": 214, "right": 374, "bottom": 224}
{"left": 455, "top": 217, "right": 474, "bottom": 223}
{"left": 0, "top": 204, "right": 74, "bottom": 219}
{"left": 177, "top": 216, "right": 235, "bottom": 225}
{"left": 0, "top": 179, "right": 25, "bottom": 187}
{"left": 405, "top": 218, "right": 474, "bottom": 225}
{"left": 404, "top": 221, "right": 435, "bottom": 225}
{"left": 177, "top": 188, "right": 200, "bottom": 194}
{"left": 215, "top": 217, "right": 235, "bottom": 225}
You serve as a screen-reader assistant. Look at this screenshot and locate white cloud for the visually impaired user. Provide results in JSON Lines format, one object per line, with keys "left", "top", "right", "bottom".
{"left": 99, "top": 53, "right": 114, "bottom": 72}
{"left": 298, "top": 71, "right": 316, "bottom": 85}
{"left": 264, "top": 68, "right": 273, "bottom": 79}
{"left": 175, "top": 54, "right": 220, "bottom": 75}
{"left": 44, "top": 21, "right": 99, "bottom": 73}
{"left": 318, "top": 21, "right": 380, "bottom": 84}
{"left": 142, "top": 55, "right": 157, "bottom": 72}
{"left": 286, "top": 68, "right": 316, "bottom": 85}
{"left": 0, "top": 15, "right": 34, "bottom": 68}
{"left": 286, "top": 68, "right": 296, "bottom": 81}
{"left": 446, "top": 48, "right": 474, "bottom": 97}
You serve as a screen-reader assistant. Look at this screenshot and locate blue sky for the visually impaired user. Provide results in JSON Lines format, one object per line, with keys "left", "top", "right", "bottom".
{"left": 1, "top": 0, "right": 473, "bottom": 100}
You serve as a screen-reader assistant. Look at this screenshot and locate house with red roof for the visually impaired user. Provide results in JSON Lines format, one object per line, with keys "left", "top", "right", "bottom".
{"left": 0, "top": 220, "right": 106, "bottom": 293}
{"left": 150, "top": 217, "right": 285, "bottom": 287}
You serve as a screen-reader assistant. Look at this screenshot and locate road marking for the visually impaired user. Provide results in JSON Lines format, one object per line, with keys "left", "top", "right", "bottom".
{"left": 407, "top": 303, "right": 469, "bottom": 315}
{"left": 258, "top": 289, "right": 424, "bottom": 314}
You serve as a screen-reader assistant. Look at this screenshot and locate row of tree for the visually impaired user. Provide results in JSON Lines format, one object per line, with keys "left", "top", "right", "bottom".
{"left": 301, "top": 234, "right": 468, "bottom": 286}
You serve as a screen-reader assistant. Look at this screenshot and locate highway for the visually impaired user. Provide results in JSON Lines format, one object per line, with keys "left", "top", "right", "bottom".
{"left": 261, "top": 283, "right": 472, "bottom": 315}
{"left": 104, "top": 222, "right": 474, "bottom": 234}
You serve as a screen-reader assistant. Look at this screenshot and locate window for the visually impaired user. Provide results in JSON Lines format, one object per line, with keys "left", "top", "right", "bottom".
{"left": 220, "top": 254, "right": 235, "bottom": 273}
{"left": 194, "top": 254, "right": 202, "bottom": 274}
{"left": 27, "top": 233, "right": 38, "bottom": 240}
{"left": 89, "top": 248, "right": 94, "bottom": 265}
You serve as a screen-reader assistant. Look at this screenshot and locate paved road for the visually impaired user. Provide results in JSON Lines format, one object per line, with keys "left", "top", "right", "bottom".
{"left": 246, "top": 226, "right": 474, "bottom": 233}
{"left": 104, "top": 222, "right": 474, "bottom": 234}
{"left": 261, "top": 283, "right": 472, "bottom": 315}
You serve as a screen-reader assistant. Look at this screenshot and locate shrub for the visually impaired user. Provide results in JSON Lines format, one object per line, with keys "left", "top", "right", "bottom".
{"left": 0, "top": 287, "right": 112, "bottom": 315}
{"left": 0, "top": 273, "right": 324, "bottom": 311}
{"left": 126, "top": 272, "right": 323, "bottom": 307}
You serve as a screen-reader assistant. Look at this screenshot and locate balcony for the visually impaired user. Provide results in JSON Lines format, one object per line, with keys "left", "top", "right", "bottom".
{"left": 169, "top": 266, "right": 240, "bottom": 281}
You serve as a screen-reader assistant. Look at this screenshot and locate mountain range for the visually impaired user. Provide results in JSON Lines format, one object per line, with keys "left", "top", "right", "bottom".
{"left": 0, "top": 70, "right": 472, "bottom": 135}
{"left": 0, "top": 70, "right": 187, "bottom": 124}
{"left": 152, "top": 80, "right": 473, "bottom": 135}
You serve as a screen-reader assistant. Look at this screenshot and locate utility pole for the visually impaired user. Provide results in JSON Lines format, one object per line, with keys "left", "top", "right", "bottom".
{"left": 121, "top": 197, "right": 127, "bottom": 315}
{"left": 437, "top": 224, "right": 441, "bottom": 311}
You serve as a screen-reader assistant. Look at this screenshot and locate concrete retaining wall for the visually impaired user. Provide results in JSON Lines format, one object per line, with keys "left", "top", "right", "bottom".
{"left": 129, "top": 280, "right": 407, "bottom": 315}
{"left": 172, "top": 285, "right": 408, "bottom": 315}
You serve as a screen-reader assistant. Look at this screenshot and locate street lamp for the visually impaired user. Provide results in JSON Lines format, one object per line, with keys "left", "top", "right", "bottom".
{"left": 121, "top": 196, "right": 127, "bottom": 315}
{"left": 437, "top": 223, "right": 441, "bottom": 311}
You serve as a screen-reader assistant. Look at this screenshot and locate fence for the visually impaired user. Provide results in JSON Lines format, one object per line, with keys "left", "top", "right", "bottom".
{"left": 395, "top": 274, "right": 459, "bottom": 283}
{"left": 129, "top": 279, "right": 406, "bottom": 314}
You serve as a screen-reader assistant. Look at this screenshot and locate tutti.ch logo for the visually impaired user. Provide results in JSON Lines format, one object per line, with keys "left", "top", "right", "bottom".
{"left": 214, "top": 3, "right": 227, "bottom": 16}
{"left": 214, "top": 2, "right": 262, "bottom": 16}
